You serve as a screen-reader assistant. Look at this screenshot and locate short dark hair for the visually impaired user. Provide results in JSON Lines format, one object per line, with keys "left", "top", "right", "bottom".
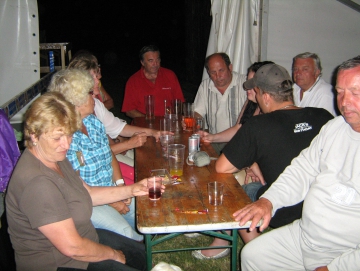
{"left": 139, "top": 45, "right": 160, "bottom": 61}
{"left": 338, "top": 55, "right": 360, "bottom": 71}
{"left": 204, "top": 53, "right": 231, "bottom": 72}
{"left": 248, "top": 61, "right": 274, "bottom": 75}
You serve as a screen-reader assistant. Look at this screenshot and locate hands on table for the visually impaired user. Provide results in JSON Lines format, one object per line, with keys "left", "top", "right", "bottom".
{"left": 233, "top": 197, "right": 273, "bottom": 232}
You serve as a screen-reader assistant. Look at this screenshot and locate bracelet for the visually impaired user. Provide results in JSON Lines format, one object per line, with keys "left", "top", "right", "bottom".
{"left": 115, "top": 178, "right": 125, "bottom": 186}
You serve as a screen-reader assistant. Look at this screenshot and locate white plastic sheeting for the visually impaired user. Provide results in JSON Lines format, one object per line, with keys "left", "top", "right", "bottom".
{"left": 0, "top": 0, "right": 39, "bottom": 106}
{"left": 203, "top": 0, "right": 260, "bottom": 80}
{"left": 262, "top": 0, "right": 360, "bottom": 83}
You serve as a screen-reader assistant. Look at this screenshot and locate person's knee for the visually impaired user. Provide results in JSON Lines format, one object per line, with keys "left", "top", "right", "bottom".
{"left": 240, "top": 241, "right": 260, "bottom": 270}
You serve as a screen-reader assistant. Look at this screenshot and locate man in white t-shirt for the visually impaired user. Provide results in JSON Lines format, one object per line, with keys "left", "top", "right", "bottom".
{"left": 193, "top": 53, "right": 247, "bottom": 153}
{"left": 292, "top": 52, "right": 337, "bottom": 116}
{"left": 237, "top": 55, "right": 360, "bottom": 271}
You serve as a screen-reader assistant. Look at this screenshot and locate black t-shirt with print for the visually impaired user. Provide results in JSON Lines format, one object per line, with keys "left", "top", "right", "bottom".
{"left": 223, "top": 107, "right": 333, "bottom": 228}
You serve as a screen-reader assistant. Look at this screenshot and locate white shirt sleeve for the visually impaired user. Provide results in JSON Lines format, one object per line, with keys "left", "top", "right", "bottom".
{"left": 94, "top": 98, "right": 127, "bottom": 138}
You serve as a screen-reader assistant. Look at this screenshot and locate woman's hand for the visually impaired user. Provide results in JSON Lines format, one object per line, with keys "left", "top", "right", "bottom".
{"left": 122, "top": 198, "right": 132, "bottom": 206}
{"left": 109, "top": 201, "right": 130, "bottom": 215}
{"left": 113, "top": 249, "right": 126, "bottom": 264}
{"left": 131, "top": 177, "right": 165, "bottom": 197}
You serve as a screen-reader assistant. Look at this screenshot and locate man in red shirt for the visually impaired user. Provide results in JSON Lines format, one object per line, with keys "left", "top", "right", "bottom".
{"left": 122, "top": 45, "right": 185, "bottom": 118}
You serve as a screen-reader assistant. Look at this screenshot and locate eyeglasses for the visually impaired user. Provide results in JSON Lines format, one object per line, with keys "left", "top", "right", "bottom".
{"left": 89, "top": 90, "right": 94, "bottom": 95}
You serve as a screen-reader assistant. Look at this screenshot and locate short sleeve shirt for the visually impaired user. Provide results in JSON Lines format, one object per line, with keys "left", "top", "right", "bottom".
{"left": 194, "top": 72, "right": 247, "bottom": 134}
{"left": 6, "top": 149, "right": 97, "bottom": 271}
{"left": 122, "top": 67, "right": 185, "bottom": 116}
{"left": 67, "top": 114, "right": 113, "bottom": 187}
{"left": 223, "top": 107, "right": 333, "bottom": 227}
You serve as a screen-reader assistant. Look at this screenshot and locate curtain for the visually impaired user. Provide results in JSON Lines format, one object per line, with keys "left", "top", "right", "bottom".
{"left": 0, "top": 0, "right": 39, "bottom": 107}
{"left": 202, "top": 0, "right": 260, "bottom": 79}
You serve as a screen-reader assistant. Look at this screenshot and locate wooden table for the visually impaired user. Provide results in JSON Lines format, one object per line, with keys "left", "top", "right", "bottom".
{"left": 134, "top": 117, "right": 252, "bottom": 271}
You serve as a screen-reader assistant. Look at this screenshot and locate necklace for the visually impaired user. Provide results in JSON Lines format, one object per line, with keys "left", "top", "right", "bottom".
{"left": 278, "top": 104, "right": 295, "bottom": 110}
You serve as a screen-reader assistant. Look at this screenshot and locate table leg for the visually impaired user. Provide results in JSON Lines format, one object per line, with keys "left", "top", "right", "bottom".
{"left": 231, "top": 229, "right": 238, "bottom": 271}
{"left": 145, "top": 234, "right": 153, "bottom": 271}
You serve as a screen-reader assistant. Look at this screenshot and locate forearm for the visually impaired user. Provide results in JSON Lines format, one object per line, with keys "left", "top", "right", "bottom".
{"left": 120, "top": 124, "right": 156, "bottom": 138}
{"left": 103, "top": 99, "right": 114, "bottom": 110}
{"left": 69, "top": 237, "right": 117, "bottom": 262}
{"left": 39, "top": 219, "right": 122, "bottom": 263}
{"left": 126, "top": 110, "right": 145, "bottom": 119}
{"left": 110, "top": 141, "right": 133, "bottom": 155}
{"left": 211, "top": 124, "right": 241, "bottom": 143}
{"left": 87, "top": 184, "right": 135, "bottom": 205}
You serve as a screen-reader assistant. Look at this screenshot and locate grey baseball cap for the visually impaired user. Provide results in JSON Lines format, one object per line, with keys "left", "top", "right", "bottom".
{"left": 243, "top": 64, "right": 293, "bottom": 93}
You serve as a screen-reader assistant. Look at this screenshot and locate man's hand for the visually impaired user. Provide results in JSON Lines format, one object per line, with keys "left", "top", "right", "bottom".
{"left": 244, "top": 162, "right": 266, "bottom": 185}
{"left": 233, "top": 198, "right": 273, "bottom": 232}
{"left": 151, "top": 130, "right": 161, "bottom": 142}
{"left": 198, "top": 130, "right": 215, "bottom": 143}
{"left": 109, "top": 201, "right": 130, "bottom": 215}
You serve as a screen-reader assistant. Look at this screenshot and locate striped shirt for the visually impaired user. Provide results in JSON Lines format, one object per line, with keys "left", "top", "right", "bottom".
{"left": 194, "top": 72, "right": 247, "bottom": 134}
{"left": 67, "top": 114, "right": 113, "bottom": 187}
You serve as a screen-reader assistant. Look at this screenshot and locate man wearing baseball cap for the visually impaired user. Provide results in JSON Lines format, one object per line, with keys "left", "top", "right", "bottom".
{"left": 193, "top": 64, "right": 333, "bottom": 259}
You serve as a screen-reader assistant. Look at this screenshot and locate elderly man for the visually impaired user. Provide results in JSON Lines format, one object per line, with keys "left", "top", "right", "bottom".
{"left": 122, "top": 45, "right": 185, "bottom": 118}
{"left": 193, "top": 53, "right": 248, "bottom": 153}
{"left": 192, "top": 64, "right": 333, "bottom": 259}
{"left": 237, "top": 56, "right": 360, "bottom": 271}
{"left": 292, "top": 52, "right": 337, "bottom": 116}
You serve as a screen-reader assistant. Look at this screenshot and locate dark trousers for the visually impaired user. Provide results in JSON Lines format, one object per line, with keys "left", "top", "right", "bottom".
{"left": 57, "top": 229, "right": 146, "bottom": 271}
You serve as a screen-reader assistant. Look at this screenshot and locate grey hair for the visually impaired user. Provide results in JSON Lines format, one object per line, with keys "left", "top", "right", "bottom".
{"left": 292, "top": 52, "right": 322, "bottom": 72}
{"left": 338, "top": 55, "right": 360, "bottom": 71}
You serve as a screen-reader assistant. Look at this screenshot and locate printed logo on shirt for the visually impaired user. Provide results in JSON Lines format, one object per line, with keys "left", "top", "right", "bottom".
{"left": 293, "top": 122, "right": 312, "bottom": 133}
{"left": 162, "top": 87, "right": 172, "bottom": 90}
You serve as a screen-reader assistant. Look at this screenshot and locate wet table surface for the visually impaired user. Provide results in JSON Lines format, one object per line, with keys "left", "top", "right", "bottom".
{"left": 134, "top": 116, "right": 252, "bottom": 234}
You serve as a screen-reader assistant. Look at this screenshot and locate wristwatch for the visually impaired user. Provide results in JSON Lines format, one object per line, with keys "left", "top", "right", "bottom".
{"left": 115, "top": 178, "right": 125, "bottom": 186}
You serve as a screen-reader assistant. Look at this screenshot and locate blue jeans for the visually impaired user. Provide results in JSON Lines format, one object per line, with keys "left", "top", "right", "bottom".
{"left": 242, "top": 182, "right": 263, "bottom": 202}
{"left": 91, "top": 200, "right": 143, "bottom": 241}
{"left": 57, "top": 229, "right": 146, "bottom": 271}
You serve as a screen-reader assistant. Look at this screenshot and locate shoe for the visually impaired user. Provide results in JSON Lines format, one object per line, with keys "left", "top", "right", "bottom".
{"left": 184, "top": 233, "right": 201, "bottom": 238}
{"left": 192, "top": 248, "right": 230, "bottom": 259}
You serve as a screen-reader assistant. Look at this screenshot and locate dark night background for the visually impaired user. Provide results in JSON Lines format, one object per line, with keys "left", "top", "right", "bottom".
{"left": 37, "top": 0, "right": 212, "bottom": 121}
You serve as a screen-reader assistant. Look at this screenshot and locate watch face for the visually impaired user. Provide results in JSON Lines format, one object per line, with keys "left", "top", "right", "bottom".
{"left": 116, "top": 179, "right": 125, "bottom": 185}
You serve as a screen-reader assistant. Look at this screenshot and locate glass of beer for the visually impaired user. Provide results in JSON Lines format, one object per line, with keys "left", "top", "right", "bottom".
{"left": 168, "top": 144, "right": 185, "bottom": 177}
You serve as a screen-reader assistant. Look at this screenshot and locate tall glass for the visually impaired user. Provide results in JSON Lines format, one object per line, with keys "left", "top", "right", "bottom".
{"left": 145, "top": 95, "right": 155, "bottom": 120}
{"left": 172, "top": 99, "right": 182, "bottom": 117}
{"left": 168, "top": 144, "right": 185, "bottom": 177}
{"left": 183, "top": 102, "right": 195, "bottom": 132}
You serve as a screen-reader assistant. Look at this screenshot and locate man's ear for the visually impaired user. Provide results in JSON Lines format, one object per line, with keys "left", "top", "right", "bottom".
{"left": 229, "top": 64, "right": 233, "bottom": 72}
{"left": 140, "top": 60, "right": 144, "bottom": 67}
{"left": 315, "top": 68, "right": 321, "bottom": 78}
{"left": 263, "top": 92, "right": 271, "bottom": 105}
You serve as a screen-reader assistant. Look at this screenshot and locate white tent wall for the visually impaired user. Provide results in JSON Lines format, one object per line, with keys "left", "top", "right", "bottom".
{"left": 0, "top": 0, "right": 39, "bottom": 107}
{"left": 203, "top": 0, "right": 260, "bottom": 80}
{"left": 261, "top": 0, "right": 360, "bottom": 83}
